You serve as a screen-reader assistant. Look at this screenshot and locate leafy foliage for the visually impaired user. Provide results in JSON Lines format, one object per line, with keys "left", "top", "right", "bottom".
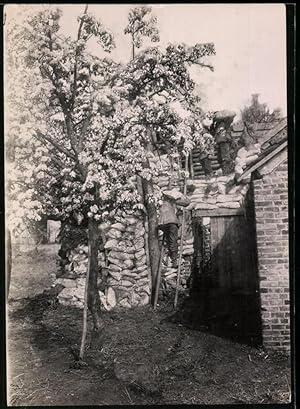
{"left": 124, "top": 6, "right": 160, "bottom": 51}
{"left": 5, "top": 5, "right": 216, "bottom": 236}
{"left": 241, "top": 94, "right": 282, "bottom": 125}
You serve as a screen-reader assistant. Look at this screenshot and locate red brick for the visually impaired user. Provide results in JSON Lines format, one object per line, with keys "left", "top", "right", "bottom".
{"left": 260, "top": 260, "right": 277, "bottom": 266}
{"left": 262, "top": 226, "right": 277, "bottom": 232}
{"left": 255, "top": 201, "right": 273, "bottom": 206}
{"left": 258, "top": 248, "right": 276, "bottom": 253}
{"left": 274, "top": 210, "right": 288, "bottom": 216}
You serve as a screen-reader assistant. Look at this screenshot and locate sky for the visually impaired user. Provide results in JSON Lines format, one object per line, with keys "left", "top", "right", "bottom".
{"left": 6, "top": 4, "right": 287, "bottom": 117}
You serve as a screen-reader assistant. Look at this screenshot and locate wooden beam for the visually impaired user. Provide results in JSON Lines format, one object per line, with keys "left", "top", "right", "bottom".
{"left": 189, "top": 151, "right": 194, "bottom": 179}
{"left": 193, "top": 208, "right": 244, "bottom": 217}
{"left": 257, "top": 149, "right": 287, "bottom": 176}
{"left": 259, "top": 118, "right": 287, "bottom": 145}
{"left": 237, "top": 140, "right": 287, "bottom": 183}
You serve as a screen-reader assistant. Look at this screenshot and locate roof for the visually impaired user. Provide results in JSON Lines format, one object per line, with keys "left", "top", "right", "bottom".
{"left": 237, "top": 139, "right": 287, "bottom": 183}
{"left": 235, "top": 117, "right": 287, "bottom": 182}
{"left": 259, "top": 117, "right": 287, "bottom": 149}
{"left": 231, "top": 120, "right": 280, "bottom": 139}
{"left": 180, "top": 116, "right": 288, "bottom": 180}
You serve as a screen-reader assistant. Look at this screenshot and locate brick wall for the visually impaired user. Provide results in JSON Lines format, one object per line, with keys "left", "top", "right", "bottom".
{"left": 252, "top": 157, "right": 290, "bottom": 352}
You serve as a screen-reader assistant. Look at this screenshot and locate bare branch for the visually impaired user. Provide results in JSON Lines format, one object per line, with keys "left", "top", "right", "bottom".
{"left": 193, "top": 61, "right": 214, "bottom": 71}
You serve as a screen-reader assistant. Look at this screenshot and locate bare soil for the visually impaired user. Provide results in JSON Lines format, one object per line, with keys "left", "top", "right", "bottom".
{"left": 7, "top": 244, "right": 291, "bottom": 406}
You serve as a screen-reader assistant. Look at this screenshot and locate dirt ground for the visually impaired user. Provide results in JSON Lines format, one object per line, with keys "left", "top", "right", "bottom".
{"left": 6, "top": 244, "right": 291, "bottom": 406}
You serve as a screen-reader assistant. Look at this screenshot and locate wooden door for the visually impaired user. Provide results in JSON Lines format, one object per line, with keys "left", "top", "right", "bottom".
{"left": 210, "top": 215, "right": 256, "bottom": 292}
{"left": 192, "top": 214, "right": 262, "bottom": 346}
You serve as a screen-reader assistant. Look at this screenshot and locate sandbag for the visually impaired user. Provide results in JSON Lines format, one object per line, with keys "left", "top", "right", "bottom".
{"left": 133, "top": 237, "right": 144, "bottom": 250}
{"left": 245, "top": 154, "right": 259, "bottom": 165}
{"left": 139, "top": 293, "right": 150, "bottom": 306}
{"left": 235, "top": 157, "right": 244, "bottom": 165}
{"left": 109, "top": 251, "right": 135, "bottom": 261}
{"left": 245, "top": 146, "right": 260, "bottom": 155}
{"left": 136, "top": 285, "right": 151, "bottom": 295}
{"left": 109, "top": 271, "right": 122, "bottom": 281}
{"left": 135, "top": 249, "right": 146, "bottom": 260}
{"left": 135, "top": 256, "right": 147, "bottom": 268}
{"left": 218, "top": 202, "right": 241, "bottom": 209}
{"left": 107, "top": 229, "right": 122, "bottom": 240}
{"left": 110, "top": 222, "right": 126, "bottom": 232}
{"left": 217, "top": 194, "right": 242, "bottom": 203}
{"left": 213, "top": 110, "right": 236, "bottom": 123}
{"left": 237, "top": 147, "right": 248, "bottom": 159}
{"left": 121, "top": 280, "right": 134, "bottom": 287}
{"left": 218, "top": 183, "right": 226, "bottom": 195}
{"left": 107, "top": 287, "right": 116, "bottom": 308}
{"left": 194, "top": 203, "right": 217, "bottom": 210}
{"left": 104, "top": 239, "right": 118, "bottom": 250}
{"left": 163, "top": 188, "right": 185, "bottom": 201}
{"left": 136, "top": 264, "right": 149, "bottom": 273}
{"left": 136, "top": 277, "right": 149, "bottom": 285}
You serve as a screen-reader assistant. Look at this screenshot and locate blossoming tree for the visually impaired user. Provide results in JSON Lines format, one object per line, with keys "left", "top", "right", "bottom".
{"left": 6, "top": 5, "right": 216, "bottom": 354}
{"left": 5, "top": 6, "right": 148, "bottom": 348}
{"left": 121, "top": 6, "right": 216, "bottom": 289}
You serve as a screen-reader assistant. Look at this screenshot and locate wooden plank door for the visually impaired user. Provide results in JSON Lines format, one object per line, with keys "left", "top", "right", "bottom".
{"left": 198, "top": 215, "right": 262, "bottom": 345}
{"left": 210, "top": 215, "right": 256, "bottom": 292}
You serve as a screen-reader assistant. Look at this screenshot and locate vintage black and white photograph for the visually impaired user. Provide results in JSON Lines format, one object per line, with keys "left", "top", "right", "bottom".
{"left": 4, "top": 3, "right": 293, "bottom": 406}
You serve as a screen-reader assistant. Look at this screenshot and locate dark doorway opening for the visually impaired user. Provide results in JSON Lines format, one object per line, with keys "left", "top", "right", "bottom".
{"left": 177, "top": 213, "right": 263, "bottom": 347}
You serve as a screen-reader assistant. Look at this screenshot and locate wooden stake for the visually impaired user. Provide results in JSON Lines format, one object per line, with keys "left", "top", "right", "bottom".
{"left": 153, "top": 238, "right": 165, "bottom": 309}
{"left": 174, "top": 154, "right": 189, "bottom": 308}
{"left": 79, "top": 242, "right": 91, "bottom": 360}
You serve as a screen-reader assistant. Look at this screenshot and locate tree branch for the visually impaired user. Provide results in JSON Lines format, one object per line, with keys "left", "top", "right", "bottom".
{"left": 51, "top": 156, "right": 66, "bottom": 169}
{"left": 147, "top": 87, "right": 166, "bottom": 99}
{"left": 77, "top": 4, "right": 89, "bottom": 41}
{"left": 71, "top": 4, "right": 89, "bottom": 108}
{"left": 34, "top": 130, "right": 77, "bottom": 162}
{"left": 193, "top": 61, "right": 214, "bottom": 71}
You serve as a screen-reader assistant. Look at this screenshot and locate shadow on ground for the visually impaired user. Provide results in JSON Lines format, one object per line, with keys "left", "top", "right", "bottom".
{"left": 7, "top": 290, "right": 291, "bottom": 406}
{"left": 7, "top": 245, "right": 291, "bottom": 406}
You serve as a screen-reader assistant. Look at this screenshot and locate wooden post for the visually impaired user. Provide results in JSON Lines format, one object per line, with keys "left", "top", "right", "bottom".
{"left": 6, "top": 228, "right": 12, "bottom": 302}
{"left": 79, "top": 241, "right": 91, "bottom": 360}
{"left": 174, "top": 154, "right": 189, "bottom": 308}
{"left": 153, "top": 239, "right": 165, "bottom": 309}
{"left": 189, "top": 151, "right": 194, "bottom": 179}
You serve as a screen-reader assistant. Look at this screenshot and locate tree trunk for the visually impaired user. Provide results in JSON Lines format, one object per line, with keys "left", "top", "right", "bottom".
{"left": 87, "top": 218, "right": 104, "bottom": 345}
{"left": 140, "top": 137, "right": 160, "bottom": 301}
{"left": 141, "top": 176, "right": 160, "bottom": 295}
{"left": 136, "top": 176, "right": 152, "bottom": 294}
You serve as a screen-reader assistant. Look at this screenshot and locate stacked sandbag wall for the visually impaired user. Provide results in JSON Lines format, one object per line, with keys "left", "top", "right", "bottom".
{"left": 234, "top": 144, "right": 261, "bottom": 178}
{"left": 55, "top": 210, "right": 151, "bottom": 310}
{"left": 55, "top": 151, "right": 253, "bottom": 309}
{"left": 104, "top": 212, "right": 150, "bottom": 309}
{"left": 187, "top": 174, "right": 250, "bottom": 212}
